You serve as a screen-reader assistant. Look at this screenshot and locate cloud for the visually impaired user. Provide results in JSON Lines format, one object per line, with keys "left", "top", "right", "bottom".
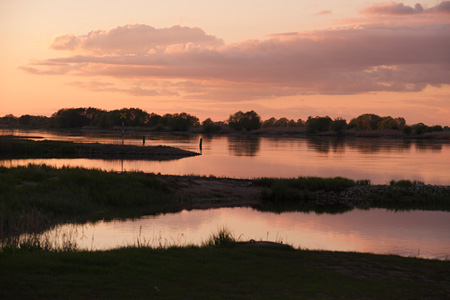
{"left": 428, "top": 1, "right": 450, "bottom": 13}
{"left": 362, "top": 1, "right": 450, "bottom": 15}
{"left": 68, "top": 80, "right": 179, "bottom": 97}
{"left": 22, "top": 23, "right": 450, "bottom": 98}
{"left": 315, "top": 10, "right": 332, "bottom": 15}
{"left": 50, "top": 24, "right": 224, "bottom": 55}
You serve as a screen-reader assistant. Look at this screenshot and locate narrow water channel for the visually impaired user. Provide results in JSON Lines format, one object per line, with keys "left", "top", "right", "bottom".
{"left": 43, "top": 207, "right": 450, "bottom": 260}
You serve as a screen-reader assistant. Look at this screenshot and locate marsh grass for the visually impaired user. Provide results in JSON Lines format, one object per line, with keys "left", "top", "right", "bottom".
{"left": 202, "top": 227, "right": 238, "bottom": 248}
{"left": 0, "top": 164, "right": 176, "bottom": 239}
{"left": 1, "top": 224, "right": 78, "bottom": 253}
{"left": 257, "top": 176, "right": 356, "bottom": 205}
{"left": 256, "top": 176, "right": 356, "bottom": 192}
{"left": 390, "top": 179, "right": 424, "bottom": 186}
{"left": 256, "top": 176, "right": 450, "bottom": 212}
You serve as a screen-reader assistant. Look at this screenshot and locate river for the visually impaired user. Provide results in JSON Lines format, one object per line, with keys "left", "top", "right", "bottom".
{"left": 2, "top": 129, "right": 450, "bottom": 184}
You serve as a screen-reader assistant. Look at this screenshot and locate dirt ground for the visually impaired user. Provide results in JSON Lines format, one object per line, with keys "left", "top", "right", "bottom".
{"left": 158, "top": 175, "right": 263, "bottom": 209}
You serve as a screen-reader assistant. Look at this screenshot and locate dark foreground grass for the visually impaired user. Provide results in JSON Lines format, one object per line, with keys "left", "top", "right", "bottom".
{"left": 1, "top": 245, "right": 449, "bottom": 300}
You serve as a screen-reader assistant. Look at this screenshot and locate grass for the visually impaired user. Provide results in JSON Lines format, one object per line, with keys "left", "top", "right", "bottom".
{"left": 202, "top": 226, "right": 238, "bottom": 248}
{"left": 255, "top": 176, "right": 356, "bottom": 192}
{"left": 0, "top": 136, "right": 77, "bottom": 158}
{"left": 1, "top": 164, "right": 449, "bottom": 298}
{"left": 2, "top": 165, "right": 450, "bottom": 243}
{"left": 0, "top": 164, "right": 176, "bottom": 241}
{"left": 0, "top": 136, "right": 198, "bottom": 159}
{"left": 390, "top": 179, "right": 424, "bottom": 186}
{"left": 1, "top": 242, "right": 449, "bottom": 299}
{"left": 255, "top": 176, "right": 450, "bottom": 212}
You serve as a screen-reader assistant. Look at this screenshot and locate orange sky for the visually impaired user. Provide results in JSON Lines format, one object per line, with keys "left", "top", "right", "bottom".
{"left": 1, "top": 0, "right": 450, "bottom": 125}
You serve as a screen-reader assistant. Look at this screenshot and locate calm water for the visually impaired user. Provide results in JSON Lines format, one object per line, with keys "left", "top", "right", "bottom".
{"left": 2, "top": 129, "right": 450, "bottom": 184}
{"left": 44, "top": 207, "right": 450, "bottom": 259}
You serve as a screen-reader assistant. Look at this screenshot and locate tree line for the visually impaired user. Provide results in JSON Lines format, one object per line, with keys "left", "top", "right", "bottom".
{"left": 0, "top": 107, "right": 447, "bottom": 135}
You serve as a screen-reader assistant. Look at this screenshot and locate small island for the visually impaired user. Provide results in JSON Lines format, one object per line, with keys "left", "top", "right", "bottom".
{"left": 0, "top": 136, "right": 199, "bottom": 160}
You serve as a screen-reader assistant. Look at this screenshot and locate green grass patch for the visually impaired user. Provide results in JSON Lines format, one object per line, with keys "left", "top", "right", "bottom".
{"left": 255, "top": 176, "right": 450, "bottom": 212}
{"left": 368, "top": 186, "right": 450, "bottom": 211}
{"left": 255, "top": 177, "right": 356, "bottom": 210}
{"left": 255, "top": 176, "right": 356, "bottom": 192}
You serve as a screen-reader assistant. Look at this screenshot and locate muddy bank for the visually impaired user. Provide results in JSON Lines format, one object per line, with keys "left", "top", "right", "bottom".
{"left": 73, "top": 143, "right": 199, "bottom": 160}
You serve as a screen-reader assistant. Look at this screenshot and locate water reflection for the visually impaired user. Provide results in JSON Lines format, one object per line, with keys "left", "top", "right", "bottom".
{"left": 346, "top": 138, "right": 413, "bottom": 154}
{"left": 41, "top": 207, "right": 450, "bottom": 259}
{"left": 1, "top": 130, "right": 450, "bottom": 184}
{"left": 415, "top": 141, "right": 443, "bottom": 152}
{"left": 306, "top": 137, "right": 345, "bottom": 154}
{"left": 227, "top": 135, "right": 260, "bottom": 156}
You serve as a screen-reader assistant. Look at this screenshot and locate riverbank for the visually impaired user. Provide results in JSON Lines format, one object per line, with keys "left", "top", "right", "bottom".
{"left": 1, "top": 243, "right": 449, "bottom": 299}
{"left": 0, "top": 136, "right": 199, "bottom": 160}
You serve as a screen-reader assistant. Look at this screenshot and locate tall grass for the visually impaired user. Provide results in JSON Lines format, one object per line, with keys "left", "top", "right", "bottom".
{"left": 202, "top": 227, "right": 237, "bottom": 248}
{"left": 256, "top": 176, "right": 355, "bottom": 192}
{"left": 0, "top": 164, "right": 175, "bottom": 240}
{"left": 256, "top": 176, "right": 356, "bottom": 204}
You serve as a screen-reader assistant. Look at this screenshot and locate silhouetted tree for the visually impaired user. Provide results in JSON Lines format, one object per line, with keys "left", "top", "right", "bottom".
{"left": 18, "top": 115, "right": 49, "bottom": 128}
{"left": 228, "top": 110, "right": 261, "bottom": 131}
{"left": 274, "top": 117, "right": 289, "bottom": 127}
{"left": 202, "top": 118, "right": 221, "bottom": 133}
{"left": 262, "top": 117, "right": 277, "bottom": 128}
{"left": 0, "top": 114, "right": 18, "bottom": 127}
{"left": 330, "top": 118, "right": 347, "bottom": 135}
{"left": 349, "top": 114, "right": 382, "bottom": 130}
{"left": 51, "top": 108, "right": 90, "bottom": 128}
{"left": 148, "top": 113, "right": 162, "bottom": 127}
{"left": 287, "top": 119, "right": 297, "bottom": 127}
{"left": 167, "top": 113, "right": 199, "bottom": 131}
{"left": 306, "top": 116, "right": 332, "bottom": 133}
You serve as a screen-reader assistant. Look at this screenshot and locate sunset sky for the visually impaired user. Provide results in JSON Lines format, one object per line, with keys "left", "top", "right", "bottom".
{"left": 1, "top": 0, "right": 449, "bottom": 125}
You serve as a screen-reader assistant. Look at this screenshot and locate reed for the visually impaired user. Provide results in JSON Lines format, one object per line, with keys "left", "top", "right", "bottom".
{"left": 202, "top": 227, "right": 238, "bottom": 248}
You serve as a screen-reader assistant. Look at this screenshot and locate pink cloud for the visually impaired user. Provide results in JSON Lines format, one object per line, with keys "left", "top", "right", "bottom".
{"left": 428, "top": 1, "right": 450, "bottom": 13}
{"left": 362, "top": 1, "right": 450, "bottom": 15}
{"left": 51, "top": 24, "right": 224, "bottom": 55}
{"left": 22, "top": 23, "right": 450, "bottom": 99}
{"left": 315, "top": 10, "right": 332, "bottom": 15}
